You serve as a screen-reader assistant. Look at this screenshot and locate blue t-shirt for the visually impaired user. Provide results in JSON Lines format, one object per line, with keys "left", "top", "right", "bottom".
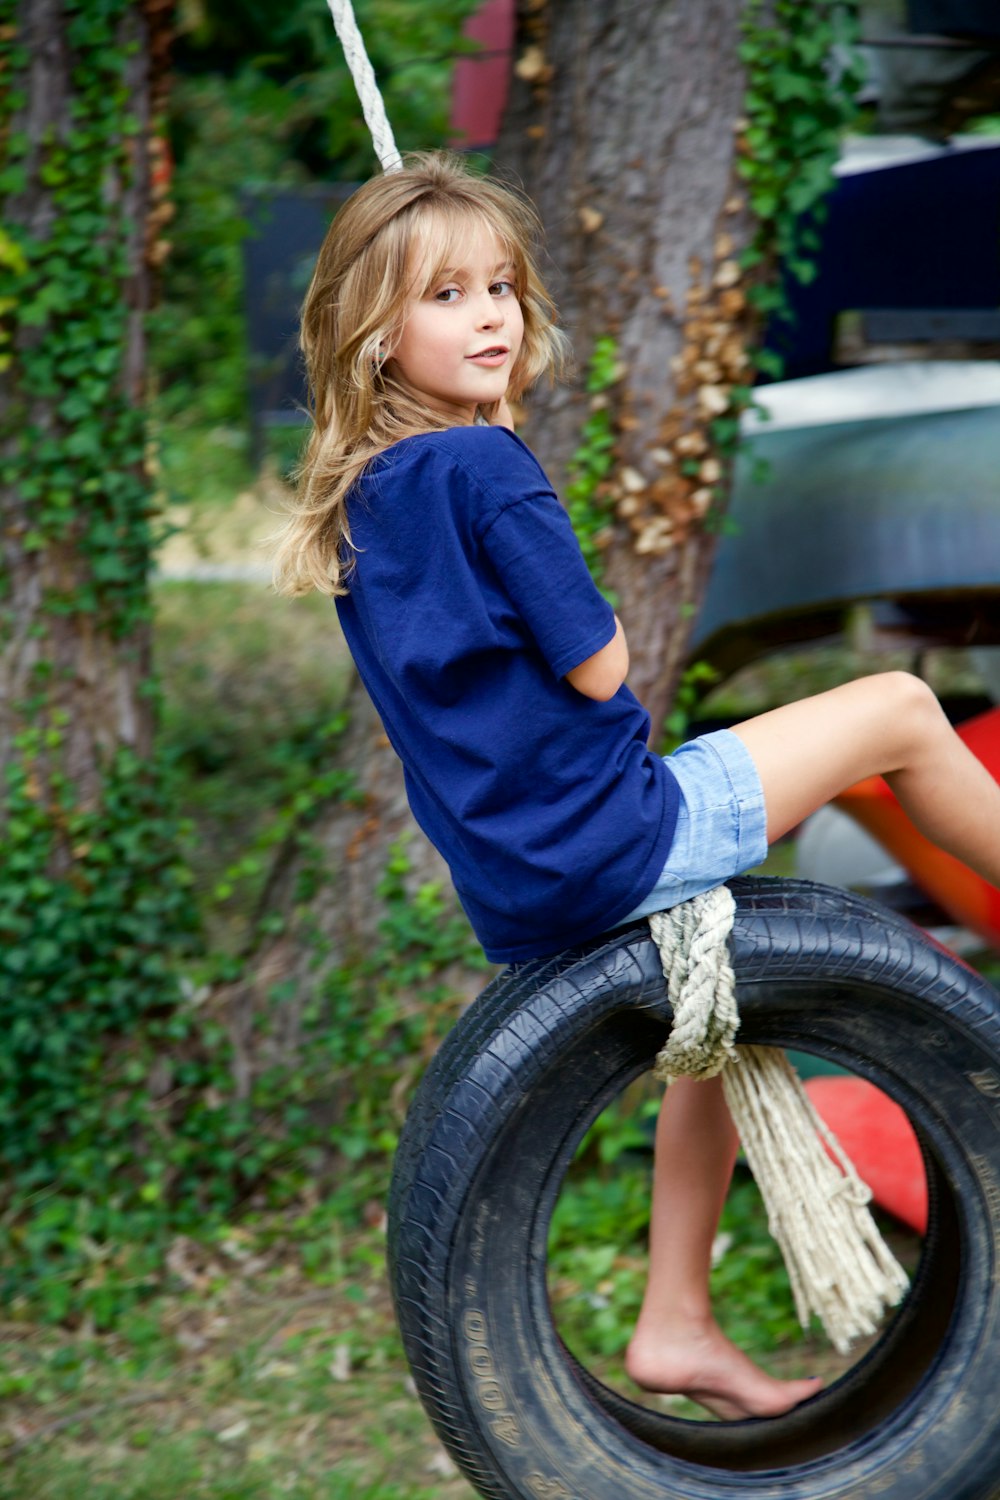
{"left": 335, "top": 425, "right": 680, "bottom": 963}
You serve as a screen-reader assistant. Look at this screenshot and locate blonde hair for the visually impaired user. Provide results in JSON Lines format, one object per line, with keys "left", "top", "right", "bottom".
{"left": 271, "top": 152, "right": 568, "bottom": 597}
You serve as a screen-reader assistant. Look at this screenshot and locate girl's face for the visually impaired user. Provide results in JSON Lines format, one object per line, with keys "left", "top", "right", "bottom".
{"left": 388, "top": 221, "right": 524, "bottom": 424}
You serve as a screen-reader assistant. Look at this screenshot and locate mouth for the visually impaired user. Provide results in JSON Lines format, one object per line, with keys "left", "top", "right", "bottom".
{"left": 466, "top": 346, "right": 509, "bottom": 362}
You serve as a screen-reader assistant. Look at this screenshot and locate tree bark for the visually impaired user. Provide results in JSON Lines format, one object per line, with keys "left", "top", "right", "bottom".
{"left": 495, "top": 0, "right": 759, "bottom": 731}
{"left": 0, "top": 0, "right": 165, "bottom": 811}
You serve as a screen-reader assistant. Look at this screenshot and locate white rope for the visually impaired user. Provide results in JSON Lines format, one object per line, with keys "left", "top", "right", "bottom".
{"left": 651, "top": 887, "right": 740, "bottom": 1084}
{"left": 723, "top": 1047, "right": 910, "bottom": 1352}
{"left": 325, "top": 0, "right": 403, "bottom": 173}
{"left": 650, "top": 890, "right": 909, "bottom": 1355}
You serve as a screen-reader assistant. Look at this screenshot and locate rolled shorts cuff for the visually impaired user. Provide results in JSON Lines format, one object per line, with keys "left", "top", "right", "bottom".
{"left": 615, "top": 728, "right": 769, "bottom": 925}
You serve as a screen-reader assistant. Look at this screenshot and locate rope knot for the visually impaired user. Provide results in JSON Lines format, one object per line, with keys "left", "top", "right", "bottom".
{"left": 650, "top": 886, "right": 739, "bottom": 1084}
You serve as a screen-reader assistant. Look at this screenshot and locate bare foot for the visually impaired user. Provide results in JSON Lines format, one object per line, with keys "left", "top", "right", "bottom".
{"left": 624, "top": 1315, "right": 822, "bottom": 1421}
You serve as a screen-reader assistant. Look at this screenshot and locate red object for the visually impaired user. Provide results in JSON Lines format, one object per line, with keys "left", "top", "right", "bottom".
{"left": 805, "top": 1076, "right": 928, "bottom": 1234}
{"left": 449, "top": 0, "right": 515, "bottom": 151}
{"left": 834, "top": 704, "right": 1000, "bottom": 947}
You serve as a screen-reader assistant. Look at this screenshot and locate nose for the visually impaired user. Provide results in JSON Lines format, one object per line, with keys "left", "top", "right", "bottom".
{"left": 474, "top": 289, "right": 503, "bottom": 328}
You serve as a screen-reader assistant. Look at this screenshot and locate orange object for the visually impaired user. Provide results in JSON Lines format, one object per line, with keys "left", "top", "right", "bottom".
{"left": 833, "top": 704, "right": 1000, "bottom": 947}
{"left": 805, "top": 1075, "right": 927, "bottom": 1235}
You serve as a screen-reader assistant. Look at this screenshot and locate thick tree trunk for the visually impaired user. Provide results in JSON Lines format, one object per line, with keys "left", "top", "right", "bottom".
{"left": 496, "top": 0, "right": 758, "bottom": 731}
{"left": 0, "top": 0, "right": 165, "bottom": 810}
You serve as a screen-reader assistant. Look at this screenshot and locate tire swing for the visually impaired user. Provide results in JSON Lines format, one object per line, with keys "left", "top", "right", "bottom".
{"left": 388, "top": 878, "right": 1000, "bottom": 1500}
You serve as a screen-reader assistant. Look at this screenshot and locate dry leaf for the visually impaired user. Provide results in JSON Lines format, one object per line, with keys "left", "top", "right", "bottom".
{"left": 427, "top": 1448, "right": 458, "bottom": 1478}
{"left": 675, "top": 431, "right": 708, "bottom": 457}
{"left": 713, "top": 259, "right": 741, "bottom": 290}
{"left": 697, "top": 384, "right": 729, "bottom": 418}
{"left": 218, "top": 1418, "right": 250, "bottom": 1444}
{"left": 515, "top": 45, "right": 552, "bottom": 83}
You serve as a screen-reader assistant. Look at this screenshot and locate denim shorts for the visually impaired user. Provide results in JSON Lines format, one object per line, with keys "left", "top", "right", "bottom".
{"left": 615, "top": 728, "right": 769, "bottom": 924}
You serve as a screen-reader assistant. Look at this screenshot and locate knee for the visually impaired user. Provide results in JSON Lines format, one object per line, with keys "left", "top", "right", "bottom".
{"left": 880, "top": 671, "right": 946, "bottom": 745}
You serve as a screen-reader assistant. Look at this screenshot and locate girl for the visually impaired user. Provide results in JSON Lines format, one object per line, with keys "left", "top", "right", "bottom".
{"left": 274, "top": 152, "right": 1000, "bottom": 1420}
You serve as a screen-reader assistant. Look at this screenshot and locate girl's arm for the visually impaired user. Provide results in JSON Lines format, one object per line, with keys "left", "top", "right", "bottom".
{"left": 565, "top": 615, "right": 629, "bottom": 701}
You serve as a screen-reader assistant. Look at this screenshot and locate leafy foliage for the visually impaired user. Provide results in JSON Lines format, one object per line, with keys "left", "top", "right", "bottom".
{"left": 737, "top": 0, "right": 864, "bottom": 333}
{"left": 662, "top": 660, "right": 722, "bottom": 752}
{"left": 173, "top": 0, "right": 482, "bottom": 180}
{"left": 0, "top": 0, "right": 204, "bottom": 1322}
{"left": 564, "top": 334, "right": 621, "bottom": 597}
{"left": 319, "top": 839, "right": 489, "bottom": 1176}
{"left": 1, "top": 1, "right": 158, "bottom": 634}
{"left": 0, "top": 736, "right": 197, "bottom": 1183}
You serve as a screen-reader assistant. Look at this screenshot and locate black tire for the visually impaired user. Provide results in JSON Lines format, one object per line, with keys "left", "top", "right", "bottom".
{"left": 388, "top": 878, "right": 1000, "bottom": 1500}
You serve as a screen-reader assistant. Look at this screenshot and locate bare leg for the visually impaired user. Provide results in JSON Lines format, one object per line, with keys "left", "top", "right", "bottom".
{"left": 627, "top": 673, "right": 1000, "bottom": 1417}
{"left": 625, "top": 1077, "right": 822, "bottom": 1418}
{"left": 730, "top": 672, "right": 1000, "bottom": 880}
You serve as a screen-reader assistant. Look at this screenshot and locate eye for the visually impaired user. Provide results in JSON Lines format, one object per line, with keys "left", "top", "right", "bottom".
{"left": 433, "top": 286, "right": 462, "bottom": 304}
{"left": 490, "top": 279, "right": 516, "bottom": 298}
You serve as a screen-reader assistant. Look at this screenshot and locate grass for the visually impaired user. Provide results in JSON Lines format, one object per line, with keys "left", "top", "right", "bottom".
{"left": 0, "top": 1219, "right": 476, "bottom": 1500}
{"left": 1, "top": 1118, "right": 924, "bottom": 1495}
{"left": 154, "top": 577, "right": 354, "bottom": 939}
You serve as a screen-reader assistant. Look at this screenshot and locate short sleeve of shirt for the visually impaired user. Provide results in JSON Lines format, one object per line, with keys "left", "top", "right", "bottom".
{"left": 481, "top": 490, "right": 616, "bottom": 679}
{"left": 435, "top": 427, "right": 615, "bottom": 680}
